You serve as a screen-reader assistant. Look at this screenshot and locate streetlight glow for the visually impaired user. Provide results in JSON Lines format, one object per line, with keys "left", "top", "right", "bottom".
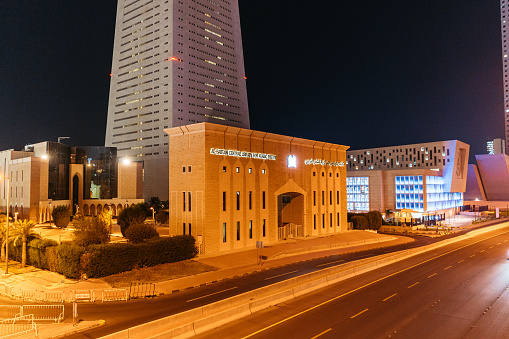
{"left": 0, "top": 176, "right": 10, "bottom": 275}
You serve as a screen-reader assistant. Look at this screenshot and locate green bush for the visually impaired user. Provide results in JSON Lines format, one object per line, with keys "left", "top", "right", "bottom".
{"left": 118, "top": 203, "right": 147, "bottom": 236}
{"left": 366, "top": 211, "right": 383, "bottom": 230}
{"left": 82, "top": 235, "right": 198, "bottom": 278}
{"left": 56, "top": 244, "right": 86, "bottom": 279}
{"left": 45, "top": 246, "right": 59, "bottom": 272}
{"left": 73, "top": 213, "right": 110, "bottom": 247}
{"left": 27, "top": 239, "right": 58, "bottom": 269}
{"left": 125, "top": 223, "right": 159, "bottom": 244}
{"left": 351, "top": 215, "right": 369, "bottom": 230}
{"left": 52, "top": 205, "right": 71, "bottom": 229}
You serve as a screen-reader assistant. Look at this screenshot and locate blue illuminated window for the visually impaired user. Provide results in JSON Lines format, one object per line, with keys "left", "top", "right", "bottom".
{"left": 347, "top": 177, "right": 369, "bottom": 211}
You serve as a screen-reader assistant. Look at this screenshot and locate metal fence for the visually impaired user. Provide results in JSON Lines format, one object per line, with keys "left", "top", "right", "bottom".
{"left": 102, "top": 289, "right": 129, "bottom": 302}
{"left": 20, "top": 305, "right": 64, "bottom": 323}
{"left": 129, "top": 282, "right": 157, "bottom": 299}
{"left": 70, "top": 290, "right": 96, "bottom": 303}
{"left": 0, "top": 314, "right": 37, "bottom": 338}
{"left": 0, "top": 306, "right": 21, "bottom": 320}
{"left": 278, "top": 223, "right": 303, "bottom": 240}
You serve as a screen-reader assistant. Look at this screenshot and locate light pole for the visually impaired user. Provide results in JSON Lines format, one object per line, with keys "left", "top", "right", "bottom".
{"left": 49, "top": 201, "right": 52, "bottom": 226}
{"left": 0, "top": 176, "right": 10, "bottom": 275}
{"left": 14, "top": 212, "right": 18, "bottom": 223}
{"left": 150, "top": 207, "right": 155, "bottom": 225}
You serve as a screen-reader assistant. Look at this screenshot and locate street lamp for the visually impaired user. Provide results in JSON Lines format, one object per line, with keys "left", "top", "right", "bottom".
{"left": 150, "top": 207, "right": 155, "bottom": 225}
{"left": 49, "top": 201, "right": 52, "bottom": 226}
{"left": 0, "top": 176, "right": 10, "bottom": 275}
{"left": 14, "top": 212, "right": 18, "bottom": 223}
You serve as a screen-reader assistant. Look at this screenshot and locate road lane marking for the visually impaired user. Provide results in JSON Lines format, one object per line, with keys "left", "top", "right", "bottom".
{"left": 497, "top": 243, "right": 501, "bottom": 245}
{"left": 427, "top": 273, "right": 438, "bottom": 278}
{"left": 470, "top": 254, "right": 476, "bottom": 258}
{"left": 317, "top": 260, "right": 344, "bottom": 268}
{"left": 240, "top": 230, "right": 509, "bottom": 339}
{"left": 383, "top": 293, "right": 397, "bottom": 301}
{"left": 186, "top": 287, "right": 237, "bottom": 302}
{"left": 407, "top": 282, "right": 420, "bottom": 289}
{"left": 444, "top": 266, "right": 452, "bottom": 270}
{"left": 265, "top": 270, "right": 299, "bottom": 280}
{"left": 505, "top": 240, "right": 508, "bottom": 242}
{"left": 480, "top": 250, "right": 485, "bottom": 253}
{"left": 350, "top": 309, "right": 369, "bottom": 319}
{"left": 310, "top": 328, "right": 332, "bottom": 339}
{"left": 489, "top": 246, "right": 494, "bottom": 249}
{"left": 457, "top": 260, "right": 464, "bottom": 263}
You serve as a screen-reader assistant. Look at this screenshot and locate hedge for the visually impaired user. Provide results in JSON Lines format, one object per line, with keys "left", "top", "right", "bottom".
{"left": 8, "top": 238, "right": 58, "bottom": 270}
{"left": 55, "top": 235, "right": 198, "bottom": 279}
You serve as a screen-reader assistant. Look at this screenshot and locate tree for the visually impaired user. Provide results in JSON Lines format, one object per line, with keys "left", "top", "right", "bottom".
{"left": 52, "top": 205, "right": 71, "bottom": 229}
{"left": 0, "top": 215, "right": 6, "bottom": 260}
{"left": 366, "top": 211, "right": 383, "bottom": 230}
{"left": 12, "top": 220, "right": 40, "bottom": 268}
{"left": 155, "top": 210, "right": 169, "bottom": 224}
{"left": 118, "top": 203, "right": 147, "bottom": 236}
{"left": 73, "top": 211, "right": 110, "bottom": 247}
{"left": 146, "top": 196, "right": 163, "bottom": 212}
{"left": 350, "top": 215, "right": 369, "bottom": 230}
{"left": 125, "top": 223, "right": 160, "bottom": 244}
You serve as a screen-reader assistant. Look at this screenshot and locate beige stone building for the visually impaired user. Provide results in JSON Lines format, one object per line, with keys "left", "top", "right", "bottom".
{"left": 166, "top": 123, "right": 350, "bottom": 254}
{"left": 0, "top": 142, "right": 143, "bottom": 222}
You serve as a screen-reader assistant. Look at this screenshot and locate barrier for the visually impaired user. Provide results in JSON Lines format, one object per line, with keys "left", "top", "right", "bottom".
{"left": 102, "top": 289, "right": 129, "bottom": 302}
{"left": 42, "top": 291, "right": 66, "bottom": 303}
{"left": 20, "top": 289, "right": 38, "bottom": 301}
{"left": 21, "top": 305, "right": 64, "bottom": 323}
{"left": 0, "top": 306, "right": 22, "bottom": 319}
{"left": 129, "top": 282, "right": 156, "bottom": 299}
{"left": 0, "top": 314, "right": 37, "bottom": 338}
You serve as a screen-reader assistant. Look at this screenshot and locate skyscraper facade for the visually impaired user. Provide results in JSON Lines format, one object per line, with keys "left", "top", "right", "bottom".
{"left": 105, "top": 0, "right": 250, "bottom": 200}
{"left": 501, "top": 0, "right": 509, "bottom": 155}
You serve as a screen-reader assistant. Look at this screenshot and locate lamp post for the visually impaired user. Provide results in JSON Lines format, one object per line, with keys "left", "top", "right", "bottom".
{"left": 150, "top": 207, "right": 155, "bottom": 225}
{"left": 14, "top": 212, "right": 18, "bottom": 223}
{"left": 49, "top": 200, "right": 52, "bottom": 226}
{"left": 0, "top": 176, "right": 10, "bottom": 275}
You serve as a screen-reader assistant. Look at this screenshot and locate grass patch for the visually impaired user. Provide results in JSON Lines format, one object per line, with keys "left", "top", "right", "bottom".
{"left": 102, "top": 260, "right": 218, "bottom": 288}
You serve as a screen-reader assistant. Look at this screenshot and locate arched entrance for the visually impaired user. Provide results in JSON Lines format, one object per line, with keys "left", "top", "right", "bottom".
{"left": 73, "top": 175, "right": 79, "bottom": 214}
{"left": 277, "top": 192, "right": 304, "bottom": 240}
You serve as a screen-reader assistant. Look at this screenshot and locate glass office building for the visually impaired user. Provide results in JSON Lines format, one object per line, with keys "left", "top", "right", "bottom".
{"left": 76, "top": 147, "right": 118, "bottom": 200}
{"left": 347, "top": 177, "right": 370, "bottom": 211}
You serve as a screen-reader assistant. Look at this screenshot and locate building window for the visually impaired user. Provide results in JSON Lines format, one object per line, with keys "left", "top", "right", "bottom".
{"left": 188, "top": 166, "right": 191, "bottom": 172}
{"left": 313, "top": 172, "right": 316, "bottom": 176}
{"left": 236, "top": 191, "right": 240, "bottom": 210}
{"left": 189, "top": 223, "right": 191, "bottom": 235}
{"left": 262, "top": 191, "right": 266, "bottom": 209}
{"left": 223, "top": 166, "right": 227, "bottom": 172}
{"left": 223, "top": 223, "right": 227, "bottom": 242}
{"left": 249, "top": 191, "right": 252, "bottom": 210}
{"left": 249, "top": 220, "right": 253, "bottom": 239}
{"left": 337, "top": 212, "right": 339, "bottom": 226}
{"left": 236, "top": 167, "right": 240, "bottom": 173}
{"left": 223, "top": 192, "right": 226, "bottom": 211}
{"left": 183, "top": 192, "right": 186, "bottom": 211}
{"left": 336, "top": 191, "right": 339, "bottom": 204}
{"left": 330, "top": 213, "right": 332, "bottom": 227}
{"left": 262, "top": 169, "right": 266, "bottom": 174}
{"left": 313, "top": 191, "right": 316, "bottom": 206}
{"left": 322, "top": 191, "right": 325, "bottom": 205}
{"left": 183, "top": 223, "right": 186, "bottom": 235}
{"left": 188, "top": 192, "right": 192, "bottom": 211}
{"left": 314, "top": 214, "right": 316, "bottom": 229}
{"left": 322, "top": 214, "right": 325, "bottom": 228}
{"left": 249, "top": 168, "right": 252, "bottom": 174}
{"left": 237, "top": 222, "right": 240, "bottom": 241}
{"left": 183, "top": 166, "right": 186, "bottom": 173}
{"left": 262, "top": 219, "right": 266, "bottom": 237}
{"left": 330, "top": 191, "right": 332, "bottom": 205}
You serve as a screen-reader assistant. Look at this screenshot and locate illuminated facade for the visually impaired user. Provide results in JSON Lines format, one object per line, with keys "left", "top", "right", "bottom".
{"left": 0, "top": 142, "right": 143, "bottom": 222}
{"left": 502, "top": 1, "right": 509, "bottom": 154}
{"left": 165, "top": 123, "right": 349, "bottom": 254}
{"left": 487, "top": 138, "right": 505, "bottom": 154}
{"left": 346, "top": 140, "right": 469, "bottom": 218}
{"left": 105, "top": 0, "right": 250, "bottom": 200}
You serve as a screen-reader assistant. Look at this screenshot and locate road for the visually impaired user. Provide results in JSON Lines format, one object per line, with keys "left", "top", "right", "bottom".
{"left": 192, "top": 227, "right": 509, "bottom": 339}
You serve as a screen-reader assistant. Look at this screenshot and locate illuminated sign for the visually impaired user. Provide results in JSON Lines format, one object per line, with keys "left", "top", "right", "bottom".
{"left": 210, "top": 148, "right": 276, "bottom": 160}
{"left": 287, "top": 155, "right": 297, "bottom": 168}
{"left": 304, "top": 159, "right": 345, "bottom": 167}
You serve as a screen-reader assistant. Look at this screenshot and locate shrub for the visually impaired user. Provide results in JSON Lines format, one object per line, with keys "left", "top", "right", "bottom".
{"left": 155, "top": 210, "right": 169, "bottom": 224}
{"left": 125, "top": 223, "right": 159, "bottom": 244}
{"left": 82, "top": 235, "right": 198, "bottom": 278}
{"left": 73, "top": 213, "right": 110, "bottom": 247}
{"left": 351, "top": 215, "right": 369, "bottom": 230}
{"left": 27, "top": 238, "right": 58, "bottom": 269}
{"left": 52, "top": 205, "right": 71, "bottom": 229}
{"left": 366, "top": 211, "right": 383, "bottom": 230}
{"left": 118, "top": 203, "right": 147, "bottom": 236}
{"left": 56, "top": 244, "right": 86, "bottom": 279}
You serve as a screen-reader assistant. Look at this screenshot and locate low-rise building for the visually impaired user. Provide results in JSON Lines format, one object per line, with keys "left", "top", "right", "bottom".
{"left": 165, "top": 123, "right": 350, "bottom": 254}
{"left": 0, "top": 141, "right": 143, "bottom": 222}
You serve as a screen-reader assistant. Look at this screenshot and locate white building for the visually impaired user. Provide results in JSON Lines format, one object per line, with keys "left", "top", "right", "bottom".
{"left": 486, "top": 138, "right": 505, "bottom": 154}
{"left": 105, "top": 0, "right": 251, "bottom": 200}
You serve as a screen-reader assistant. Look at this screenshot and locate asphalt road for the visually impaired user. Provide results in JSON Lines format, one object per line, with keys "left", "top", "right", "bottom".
{"left": 193, "top": 227, "right": 509, "bottom": 339}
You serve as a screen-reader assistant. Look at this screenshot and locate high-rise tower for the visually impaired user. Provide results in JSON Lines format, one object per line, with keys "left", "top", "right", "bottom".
{"left": 502, "top": 0, "right": 509, "bottom": 155}
{"left": 105, "top": 0, "right": 250, "bottom": 200}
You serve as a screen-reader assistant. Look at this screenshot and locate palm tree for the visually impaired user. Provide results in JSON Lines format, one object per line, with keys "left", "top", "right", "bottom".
{"left": 0, "top": 215, "right": 6, "bottom": 261}
{"left": 12, "top": 220, "right": 40, "bottom": 268}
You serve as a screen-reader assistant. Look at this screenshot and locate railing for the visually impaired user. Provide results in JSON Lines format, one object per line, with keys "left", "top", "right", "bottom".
{"left": 0, "top": 306, "right": 21, "bottom": 319}
{"left": 102, "top": 289, "right": 129, "bottom": 302}
{"left": 129, "top": 282, "right": 157, "bottom": 299}
{"left": 278, "top": 223, "right": 303, "bottom": 240}
{"left": 20, "top": 305, "right": 64, "bottom": 323}
{"left": 0, "top": 314, "right": 37, "bottom": 338}
{"left": 42, "top": 291, "right": 66, "bottom": 303}
{"left": 70, "top": 290, "right": 96, "bottom": 303}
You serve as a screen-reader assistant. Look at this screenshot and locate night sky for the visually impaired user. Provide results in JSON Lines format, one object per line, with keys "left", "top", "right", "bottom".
{"left": 0, "top": 1, "right": 502, "bottom": 163}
